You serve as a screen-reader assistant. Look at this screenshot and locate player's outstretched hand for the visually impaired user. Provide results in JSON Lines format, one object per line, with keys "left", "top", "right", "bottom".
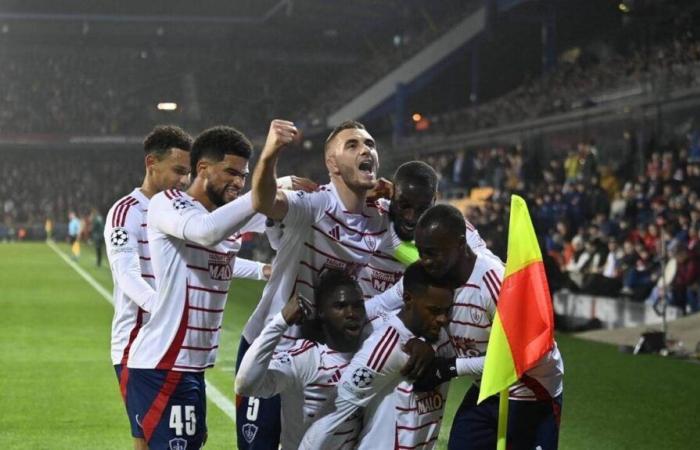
{"left": 282, "top": 293, "right": 305, "bottom": 326}
{"left": 261, "top": 119, "right": 299, "bottom": 159}
{"left": 367, "top": 177, "right": 393, "bottom": 203}
{"left": 401, "top": 338, "right": 435, "bottom": 380}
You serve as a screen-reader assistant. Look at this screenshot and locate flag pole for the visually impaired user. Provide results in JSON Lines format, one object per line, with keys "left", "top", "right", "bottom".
{"left": 497, "top": 389, "right": 509, "bottom": 450}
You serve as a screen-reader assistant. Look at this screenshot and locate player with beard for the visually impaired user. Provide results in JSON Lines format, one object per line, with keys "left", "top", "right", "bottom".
{"left": 368, "top": 204, "right": 564, "bottom": 450}
{"left": 236, "top": 119, "right": 394, "bottom": 449}
{"left": 235, "top": 269, "right": 367, "bottom": 450}
{"left": 299, "top": 262, "right": 454, "bottom": 450}
{"left": 124, "top": 126, "right": 283, "bottom": 449}
{"left": 361, "top": 160, "right": 500, "bottom": 299}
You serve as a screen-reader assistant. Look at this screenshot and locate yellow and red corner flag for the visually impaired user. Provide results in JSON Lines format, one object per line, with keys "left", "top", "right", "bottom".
{"left": 478, "top": 194, "right": 555, "bottom": 404}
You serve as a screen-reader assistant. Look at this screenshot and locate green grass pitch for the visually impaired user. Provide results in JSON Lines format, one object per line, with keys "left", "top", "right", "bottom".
{"left": 1, "top": 242, "right": 699, "bottom": 449}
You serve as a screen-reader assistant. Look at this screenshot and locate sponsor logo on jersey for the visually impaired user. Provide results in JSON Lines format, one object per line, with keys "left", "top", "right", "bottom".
{"left": 168, "top": 437, "right": 188, "bottom": 450}
{"left": 370, "top": 269, "right": 402, "bottom": 293}
{"left": 416, "top": 391, "right": 444, "bottom": 415}
{"left": 327, "top": 368, "right": 343, "bottom": 384}
{"left": 208, "top": 251, "right": 236, "bottom": 281}
{"left": 242, "top": 423, "right": 258, "bottom": 443}
{"left": 328, "top": 225, "right": 341, "bottom": 240}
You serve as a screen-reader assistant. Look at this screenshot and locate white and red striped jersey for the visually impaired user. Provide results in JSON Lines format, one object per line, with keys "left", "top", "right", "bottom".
{"left": 300, "top": 313, "right": 450, "bottom": 450}
{"left": 365, "top": 254, "right": 564, "bottom": 400}
{"left": 236, "top": 312, "right": 359, "bottom": 450}
{"left": 242, "top": 182, "right": 392, "bottom": 346}
{"left": 127, "top": 189, "right": 262, "bottom": 372}
{"left": 105, "top": 188, "right": 154, "bottom": 366}
{"left": 359, "top": 199, "right": 502, "bottom": 297}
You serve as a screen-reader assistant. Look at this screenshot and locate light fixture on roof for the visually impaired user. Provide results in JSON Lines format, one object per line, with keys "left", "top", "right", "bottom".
{"left": 157, "top": 102, "right": 177, "bottom": 111}
{"left": 412, "top": 113, "right": 422, "bottom": 123}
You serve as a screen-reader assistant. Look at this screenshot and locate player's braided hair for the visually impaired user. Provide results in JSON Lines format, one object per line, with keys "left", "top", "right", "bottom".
{"left": 190, "top": 126, "right": 253, "bottom": 179}
{"left": 143, "top": 125, "right": 193, "bottom": 159}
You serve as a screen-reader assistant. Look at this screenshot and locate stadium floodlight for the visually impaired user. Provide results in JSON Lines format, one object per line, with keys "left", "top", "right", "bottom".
{"left": 157, "top": 102, "right": 178, "bottom": 111}
{"left": 618, "top": 3, "right": 630, "bottom": 13}
{"left": 412, "top": 113, "right": 422, "bottom": 122}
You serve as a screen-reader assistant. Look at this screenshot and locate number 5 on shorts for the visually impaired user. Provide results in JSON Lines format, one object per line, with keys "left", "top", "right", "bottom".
{"left": 169, "top": 405, "right": 197, "bottom": 436}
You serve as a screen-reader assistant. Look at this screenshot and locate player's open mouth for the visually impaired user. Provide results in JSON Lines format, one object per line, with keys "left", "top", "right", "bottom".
{"left": 345, "top": 322, "right": 362, "bottom": 335}
{"left": 358, "top": 160, "right": 374, "bottom": 175}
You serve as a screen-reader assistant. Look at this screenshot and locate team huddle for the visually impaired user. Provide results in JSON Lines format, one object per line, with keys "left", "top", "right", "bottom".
{"left": 105, "top": 120, "right": 564, "bottom": 450}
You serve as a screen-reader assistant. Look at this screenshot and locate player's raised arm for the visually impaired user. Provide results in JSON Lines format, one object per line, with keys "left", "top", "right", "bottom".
{"left": 148, "top": 191, "right": 257, "bottom": 247}
{"left": 252, "top": 119, "right": 300, "bottom": 220}
{"left": 235, "top": 296, "right": 304, "bottom": 397}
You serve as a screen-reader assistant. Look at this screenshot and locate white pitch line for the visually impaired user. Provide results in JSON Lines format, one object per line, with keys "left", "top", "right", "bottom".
{"left": 47, "top": 241, "right": 237, "bottom": 424}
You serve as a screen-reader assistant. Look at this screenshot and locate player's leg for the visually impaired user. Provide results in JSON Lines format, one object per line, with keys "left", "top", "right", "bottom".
{"left": 115, "top": 365, "right": 148, "bottom": 449}
{"left": 126, "top": 369, "right": 206, "bottom": 450}
{"left": 235, "top": 335, "right": 281, "bottom": 450}
{"left": 447, "top": 385, "right": 498, "bottom": 450}
{"left": 508, "top": 395, "right": 563, "bottom": 450}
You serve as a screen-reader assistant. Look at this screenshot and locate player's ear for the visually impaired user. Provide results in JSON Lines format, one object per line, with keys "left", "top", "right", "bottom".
{"left": 145, "top": 153, "right": 158, "bottom": 172}
{"left": 325, "top": 150, "right": 340, "bottom": 176}
{"left": 196, "top": 159, "right": 209, "bottom": 179}
{"left": 402, "top": 291, "right": 413, "bottom": 310}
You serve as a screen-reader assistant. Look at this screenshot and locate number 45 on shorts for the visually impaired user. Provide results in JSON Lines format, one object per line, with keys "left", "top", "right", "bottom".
{"left": 169, "top": 405, "right": 197, "bottom": 436}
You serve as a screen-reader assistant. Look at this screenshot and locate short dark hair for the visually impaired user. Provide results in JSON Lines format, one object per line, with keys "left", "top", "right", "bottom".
{"left": 394, "top": 161, "right": 438, "bottom": 193}
{"left": 314, "top": 268, "right": 363, "bottom": 309}
{"left": 190, "top": 126, "right": 253, "bottom": 179}
{"left": 417, "top": 204, "right": 466, "bottom": 236}
{"left": 324, "top": 120, "right": 366, "bottom": 153}
{"left": 403, "top": 262, "right": 452, "bottom": 296}
{"left": 143, "top": 125, "right": 193, "bottom": 159}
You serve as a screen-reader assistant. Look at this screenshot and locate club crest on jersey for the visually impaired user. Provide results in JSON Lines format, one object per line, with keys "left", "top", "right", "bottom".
{"left": 172, "top": 197, "right": 194, "bottom": 213}
{"left": 416, "top": 391, "right": 444, "bottom": 415}
{"left": 208, "top": 251, "right": 235, "bottom": 281}
{"left": 242, "top": 423, "right": 258, "bottom": 443}
{"left": 110, "top": 227, "right": 129, "bottom": 247}
{"left": 363, "top": 235, "right": 377, "bottom": 250}
{"left": 470, "top": 307, "right": 483, "bottom": 324}
{"left": 168, "top": 437, "right": 187, "bottom": 450}
{"left": 370, "top": 269, "right": 402, "bottom": 293}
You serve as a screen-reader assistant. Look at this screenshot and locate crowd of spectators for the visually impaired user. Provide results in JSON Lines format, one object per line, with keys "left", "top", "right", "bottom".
{"left": 415, "top": 37, "right": 700, "bottom": 137}
{"left": 433, "top": 134, "right": 700, "bottom": 315}
{"left": 0, "top": 148, "right": 142, "bottom": 241}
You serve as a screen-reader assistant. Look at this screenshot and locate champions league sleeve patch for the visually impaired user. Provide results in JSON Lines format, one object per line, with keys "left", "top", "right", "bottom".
{"left": 109, "top": 227, "right": 129, "bottom": 247}
{"left": 351, "top": 367, "right": 374, "bottom": 388}
{"left": 172, "top": 197, "right": 194, "bottom": 213}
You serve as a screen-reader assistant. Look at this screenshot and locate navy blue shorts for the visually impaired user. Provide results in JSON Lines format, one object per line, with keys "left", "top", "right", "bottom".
{"left": 114, "top": 364, "right": 144, "bottom": 438}
{"left": 125, "top": 368, "right": 207, "bottom": 449}
{"left": 448, "top": 384, "right": 563, "bottom": 450}
{"left": 235, "top": 336, "right": 281, "bottom": 450}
